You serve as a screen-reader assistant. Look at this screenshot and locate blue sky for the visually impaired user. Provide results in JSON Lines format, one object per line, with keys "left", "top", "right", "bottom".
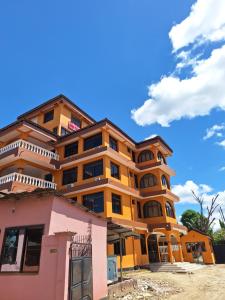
{"left": 0, "top": 0, "right": 225, "bottom": 220}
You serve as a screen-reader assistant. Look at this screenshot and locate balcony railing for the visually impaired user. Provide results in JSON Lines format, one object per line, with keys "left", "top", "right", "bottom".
{"left": 0, "top": 140, "right": 59, "bottom": 160}
{"left": 0, "top": 173, "right": 56, "bottom": 189}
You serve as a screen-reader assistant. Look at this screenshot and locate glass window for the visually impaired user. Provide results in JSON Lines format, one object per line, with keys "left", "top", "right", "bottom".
{"left": 140, "top": 173, "right": 157, "bottom": 188}
{"left": 134, "top": 174, "right": 139, "bottom": 189}
{"left": 0, "top": 226, "right": 43, "bottom": 273}
{"left": 43, "top": 110, "right": 54, "bottom": 123}
{"left": 83, "top": 160, "right": 103, "bottom": 179}
{"left": 140, "top": 234, "right": 147, "bottom": 255}
{"left": 143, "top": 200, "right": 162, "bottom": 218}
{"left": 44, "top": 173, "right": 53, "bottom": 182}
{"left": 110, "top": 162, "right": 120, "bottom": 179}
{"left": 71, "top": 115, "right": 81, "bottom": 128}
{"left": 83, "top": 192, "right": 104, "bottom": 213}
{"left": 64, "top": 141, "right": 78, "bottom": 158}
{"left": 114, "top": 239, "right": 126, "bottom": 256}
{"left": 84, "top": 133, "right": 102, "bottom": 151}
{"left": 132, "top": 151, "right": 136, "bottom": 162}
{"left": 53, "top": 127, "right": 58, "bottom": 135}
{"left": 61, "top": 127, "right": 70, "bottom": 136}
{"left": 112, "top": 193, "right": 122, "bottom": 214}
{"left": 62, "top": 168, "right": 77, "bottom": 185}
{"left": 138, "top": 150, "right": 154, "bottom": 163}
{"left": 165, "top": 201, "right": 175, "bottom": 218}
{"left": 109, "top": 136, "right": 118, "bottom": 151}
{"left": 161, "top": 175, "right": 169, "bottom": 188}
{"left": 137, "top": 201, "right": 142, "bottom": 218}
{"left": 158, "top": 151, "right": 166, "bottom": 164}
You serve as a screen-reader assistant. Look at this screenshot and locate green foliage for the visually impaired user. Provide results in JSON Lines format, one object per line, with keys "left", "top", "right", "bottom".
{"left": 213, "top": 228, "right": 225, "bottom": 244}
{"left": 181, "top": 209, "right": 201, "bottom": 230}
{"left": 219, "top": 220, "right": 225, "bottom": 230}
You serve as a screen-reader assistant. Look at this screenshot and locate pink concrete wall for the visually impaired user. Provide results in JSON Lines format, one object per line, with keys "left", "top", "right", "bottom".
{"left": 0, "top": 195, "right": 108, "bottom": 300}
{"left": 50, "top": 197, "right": 108, "bottom": 300}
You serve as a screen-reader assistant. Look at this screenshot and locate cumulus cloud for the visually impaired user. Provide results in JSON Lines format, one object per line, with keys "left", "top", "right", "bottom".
{"left": 217, "top": 139, "right": 225, "bottom": 149}
{"left": 169, "top": 0, "right": 225, "bottom": 51}
{"left": 203, "top": 124, "right": 225, "bottom": 140}
{"left": 131, "top": 0, "right": 225, "bottom": 127}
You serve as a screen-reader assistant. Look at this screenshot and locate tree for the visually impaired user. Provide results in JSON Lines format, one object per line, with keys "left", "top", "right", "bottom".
{"left": 219, "top": 207, "right": 225, "bottom": 229}
{"left": 181, "top": 209, "right": 202, "bottom": 230}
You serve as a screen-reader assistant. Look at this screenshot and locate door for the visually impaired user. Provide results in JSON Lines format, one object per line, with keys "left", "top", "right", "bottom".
{"left": 148, "top": 235, "right": 160, "bottom": 263}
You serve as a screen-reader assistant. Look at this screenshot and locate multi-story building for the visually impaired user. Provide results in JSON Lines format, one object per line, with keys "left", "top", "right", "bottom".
{"left": 0, "top": 94, "right": 188, "bottom": 269}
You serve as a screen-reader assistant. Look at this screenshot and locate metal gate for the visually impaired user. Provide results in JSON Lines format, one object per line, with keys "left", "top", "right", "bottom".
{"left": 69, "top": 235, "right": 93, "bottom": 300}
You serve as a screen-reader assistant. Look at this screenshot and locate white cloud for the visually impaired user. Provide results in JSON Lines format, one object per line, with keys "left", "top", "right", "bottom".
{"left": 132, "top": 45, "right": 225, "bottom": 127}
{"left": 145, "top": 134, "right": 157, "bottom": 140}
{"left": 203, "top": 124, "right": 225, "bottom": 140}
{"left": 219, "top": 166, "right": 225, "bottom": 171}
{"left": 131, "top": 0, "right": 225, "bottom": 127}
{"left": 169, "top": 0, "right": 225, "bottom": 51}
{"left": 217, "top": 139, "right": 225, "bottom": 149}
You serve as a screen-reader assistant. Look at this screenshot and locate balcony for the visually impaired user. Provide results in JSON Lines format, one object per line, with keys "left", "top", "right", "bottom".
{"left": 0, "top": 172, "right": 56, "bottom": 193}
{"left": 0, "top": 140, "right": 59, "bottom": 169}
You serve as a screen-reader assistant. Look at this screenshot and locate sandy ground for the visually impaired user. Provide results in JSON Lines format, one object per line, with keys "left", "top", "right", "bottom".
{"left": 124, "top": 264, "right": 225, "bottom": 300}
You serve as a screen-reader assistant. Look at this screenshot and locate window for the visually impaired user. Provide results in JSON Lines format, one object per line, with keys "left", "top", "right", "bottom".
{"left": 186, "top": 242, "right": 206, "bottom": 253}
{"left": 83, "top": 192, "right": 104, "bottom": 213}
{"left": 158, "top": 151, "right": 166, "bottom": 164}
{"left": 110, "top": 162, "right": 120, "bottom": 179}
{"left": 112, "top": 193, "right": 122, "bottom": 214}
{"left": 137, "top": 201, "right": 142, "bottom": 218}
{"left": 0, "top": 226, "right": 43, "bottom": 273}
{"left": 143, "top": 200, "right": 162, "bottom": 218}
{"left": 43, "top": 110, "right": 54, "bottom": 123}
{"left": 140, "top": 234, "right": 147, "bottom": 255}
{"left": 64, "top": 141, "right": 78, "bottom": 158}
{"left": 83, "top": 160, "right": 103, "bottom": 179}
{"left": 138, "top": 150, "right": 154, "bottom": 163}
{"left": 71, "top": 115, "right": 81, "bottom": 128}
{"left": 134, "top": 174, "right": 139, "bottom": 189}
{"left": 109, "top": 136, "right": 118, "bottom": 151}
{"left": 140, "top": 173, "right": 157, "bottom": 188}
{"left": 84, "top": 133, "right": 102, "bottom": 151}
{"left": 44, "top": 173, "right": 53, "bottom": 182}
{"left": 114, "top": 239, "right": 126, "bottom": 256}
{"left": 165, "top": 201, "right": 175, "bottom": 218}
{"left": 161, "top": 175, "right": 170, "bottom": 189}
{"left": 62, "top": 168, "right": 77, "bottom": 185}
{"left": 61, "top": 127, "right": 70, "bottom": 136}
{"left": 127, "top": 147, "right": 131, "bottom": 153}
{"left": 53, "top": 127, "right": 58, "bottom": 135}
{"left": 132, "top": 151, "right": 136, "bottom": 162}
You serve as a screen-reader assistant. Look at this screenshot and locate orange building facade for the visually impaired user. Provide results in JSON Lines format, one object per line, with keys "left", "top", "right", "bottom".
{"left": 0, "top": 94, "right": 213, "bottom": 268}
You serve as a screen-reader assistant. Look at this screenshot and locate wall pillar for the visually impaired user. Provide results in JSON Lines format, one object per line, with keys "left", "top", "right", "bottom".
{"left": 178, "top": 242, "right": 184, "bottom": 262}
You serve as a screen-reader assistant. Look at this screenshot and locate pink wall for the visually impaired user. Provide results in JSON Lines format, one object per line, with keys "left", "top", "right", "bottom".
{"left": 0, "top": 195, "right": 108, "bottom": 300}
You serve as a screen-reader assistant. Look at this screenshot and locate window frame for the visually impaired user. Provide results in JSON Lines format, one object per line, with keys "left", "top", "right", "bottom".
{"left": 138, "top": 150, "right": 154, "bottom": 163}
{"left": 143, "top": 200, "right": 163, "bottom": 218}
{"left": 83, "top": 133, "right": 102, "bottom": 151}
{"left": 0, "top": 225, "right": 44, "bottom": 274}
{"left": 71, "top": 115, "right": 81, "bottom": 128}
{"left": 64, "top": 141, "right": 79, "bottom": 158}
{"left": 140, "top": 173, "right": 157, "bottom": 188}
{"left": 114, "top": 239, "right": 126, "bottom": 256}
{"left": 165, "top": 201, "right": 175, "bottom": 218}
{"left": 82, "top": 192, "right": 104, "bottom": 213}
{"left": 43, "top": 110, "right": 54, "bottom": 123}
{"left": 110, "top": 161, "right": 120, "bottom": 180}
{"left": 112, "top": 193, "right": 122, "bottom": 214}
{"left": 140, "top": 234, "right": 147, "bottom": 255}
{"left": 137, "top": 201, "right": 142, "bottom": 218}
{"left": 109, "top": 135, "right": 118, "bottom": 152}
{"left": 62, "top": 167, "right": 78, "bottom": 185}
{"left": 83, "top": 159, "right": 103, "bottom": 180}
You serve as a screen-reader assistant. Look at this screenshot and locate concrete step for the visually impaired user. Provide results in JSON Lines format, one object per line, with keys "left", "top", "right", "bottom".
{"left": 143, "top": 262, "right": 205, "bottom": 273}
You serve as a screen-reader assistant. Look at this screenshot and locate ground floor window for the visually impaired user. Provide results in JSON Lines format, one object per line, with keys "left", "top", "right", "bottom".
{"left": 140, "top": 234, "right": 147, "bottom": 255}
{"left": 114, "top": 239, "right": 126, "bottom": 256}
{"left": 83, "top": 192, "right": 104, "bottom": 213}
{"left": 0, "top": 225, "right": 44, "bottom": 273}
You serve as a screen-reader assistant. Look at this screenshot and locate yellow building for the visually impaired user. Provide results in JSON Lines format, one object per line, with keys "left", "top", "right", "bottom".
{"left": 0, "top": 94, "right": 207, "bottom": 269}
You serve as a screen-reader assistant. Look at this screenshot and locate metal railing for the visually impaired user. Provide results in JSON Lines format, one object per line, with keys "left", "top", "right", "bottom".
{"left": 0, "top": 172, "right": 57, "bottom": 189}
{"left": 0, "top": 139, "right": 59, "bottom": 160}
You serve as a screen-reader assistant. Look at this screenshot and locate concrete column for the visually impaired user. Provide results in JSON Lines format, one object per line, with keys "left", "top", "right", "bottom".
{"left": 167, "top": 241, "right": 174, "bottom": 263}
{"left": 178, "top": 242, "right": 184, "bottom": 262}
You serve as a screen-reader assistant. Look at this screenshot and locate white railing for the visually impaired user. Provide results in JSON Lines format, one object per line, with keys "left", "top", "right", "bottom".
{"left": 0, "top": 139, "right": 59, "bottom": 160}
{"left": 0, "top": 172, "right": 57, "bottom": 189}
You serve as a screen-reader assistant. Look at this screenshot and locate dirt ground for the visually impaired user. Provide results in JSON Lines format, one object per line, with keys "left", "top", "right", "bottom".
{"left": 123, "top": 264, "right": 225, "bottom": 300}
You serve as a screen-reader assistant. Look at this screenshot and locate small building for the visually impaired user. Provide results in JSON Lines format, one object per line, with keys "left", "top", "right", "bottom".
{"left": 181, "top": 229, "right": 215, "bottom": 264}
{"left": 0, "top": 190, "right": 108, "bottom": 300}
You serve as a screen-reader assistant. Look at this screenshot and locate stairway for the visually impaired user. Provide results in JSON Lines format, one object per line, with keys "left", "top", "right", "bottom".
{"left": 142, "top": 262, "right": 205, "bottom": 273}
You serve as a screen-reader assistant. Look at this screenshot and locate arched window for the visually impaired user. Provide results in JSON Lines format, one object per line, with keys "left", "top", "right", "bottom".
{"left": 138, "top": 150, "right": 154, "bottom": 163}
{"left": 165, "top": 201, "right": 175, "bottom": 218}
{"left": 143, "top": 201, "right": 163, "bottom": 218}
{"left": 161, "top": 175, "right": 170, "bottom": 189}
{"left": 157, "top": 151, "right": 166, "bottom": 164}
{"left": 140, "top": 173, "right": 157, "bottom": 188}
